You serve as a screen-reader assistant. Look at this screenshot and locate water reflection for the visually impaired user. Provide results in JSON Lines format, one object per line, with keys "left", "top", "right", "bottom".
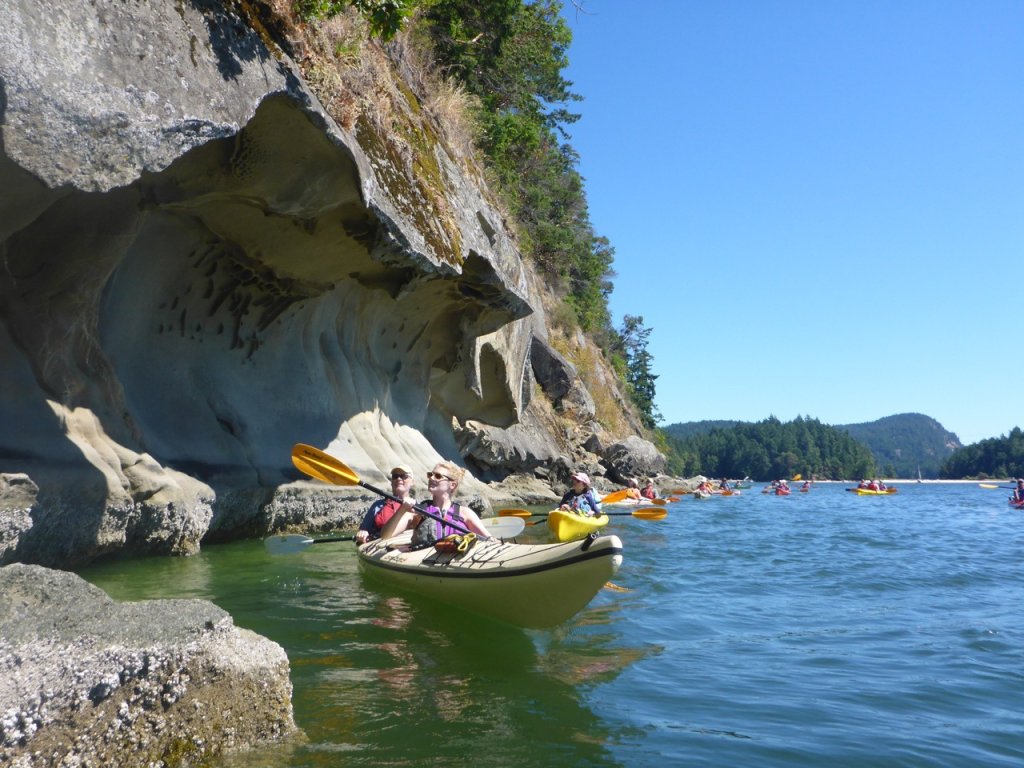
{"left": 77, "top": 537, "right": 656, "bottom": 768}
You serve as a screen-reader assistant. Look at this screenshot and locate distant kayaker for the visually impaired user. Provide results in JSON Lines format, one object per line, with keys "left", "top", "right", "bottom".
{"left": 1012, "top": 479, "right": 1024, "bottom": 504}
{"left": 625, "top": 477, "right": 643, "bottom": 501}
{"left": 559, "top": 472, "right": 602, "bottom": 516}
{"left": 356, "top": 463, "right": 416, "bottom": 544}
{"left": 640, "top": 479, "right": 657, "bottom": 500}
{"left": 379, "top": 460, "right": 494, "bottom": 543}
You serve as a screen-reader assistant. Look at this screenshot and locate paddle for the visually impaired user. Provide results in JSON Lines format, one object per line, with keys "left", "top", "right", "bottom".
{"left": 497, "top": 508, "right": 533, "bottom": 518}
{"left": 605, "top": 507, "right": 667, "bottom": 519}
{"left": 292, "top": 443, "right": 473, "bottom": 536}
{"left": 503, "top": 506, "right": 668, "bottom": 524}
{"left": 265, "top": 515, "right": 526, "bottom": 554}
{"left": 266, "top": 533, "right": 355, "bottom": 554}
{"left": 979, "top": 483, "right": 1016, "bottom": 490}
{"left": 600, "top": 489, "right": 631, "bottom": 504}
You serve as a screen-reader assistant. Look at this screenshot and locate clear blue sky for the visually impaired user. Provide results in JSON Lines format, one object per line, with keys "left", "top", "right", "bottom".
{"left": 561, "top": 1, "right": 1023, "bottom": 445}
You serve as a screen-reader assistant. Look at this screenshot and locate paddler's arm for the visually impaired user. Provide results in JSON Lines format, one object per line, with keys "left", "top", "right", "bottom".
{"left": 460, "top": 506, "right": 493, "bottom": 538}
{"left": 379, "top": 500, "right": 418, "bottom": 539}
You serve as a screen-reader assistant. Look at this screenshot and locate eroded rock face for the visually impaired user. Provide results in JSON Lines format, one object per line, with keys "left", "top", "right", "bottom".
{"left": 602, "top": 436, "right": 667, "bottom": 484}
{"left": 0, "top": 563, "right": 295, "bottom": 766}
{"left": 0, "top": 0, "right": 567, "bottom": 565}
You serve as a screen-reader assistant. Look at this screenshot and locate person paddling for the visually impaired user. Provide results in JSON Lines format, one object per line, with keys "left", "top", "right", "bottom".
{"left": 559, "top": 471, "right": 602, "bottom": 517}
{"left": 379, "top": 460, "right": 493, "bottom": 544}
{"left": 355, "top": 463, "right": 416, "bottom": 544}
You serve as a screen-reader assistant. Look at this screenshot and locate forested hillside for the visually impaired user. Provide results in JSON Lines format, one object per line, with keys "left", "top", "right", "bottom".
{"left": 664, "top": 416, "right": 876, "bottom": 481}
{"left": 940, "top": 427, "right": 1024, "bottom": 479}
{"left": 837, "top": 413, "right": 961, "bottom": 478}
{"left": 662, "top": 420, "right": 741, "bottom": 442}
{"left": 664, "top": 413, "right": 960, "bottom": 479}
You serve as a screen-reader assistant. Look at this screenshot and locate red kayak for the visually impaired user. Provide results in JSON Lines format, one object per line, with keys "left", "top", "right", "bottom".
{"left": 1010, "top": 499, "right": 1024, "bottom": 510}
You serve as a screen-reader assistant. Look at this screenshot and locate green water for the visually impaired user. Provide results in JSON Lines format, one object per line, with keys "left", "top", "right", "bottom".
{"left": 78, "top": 524, "right": 641, "bottom": 767}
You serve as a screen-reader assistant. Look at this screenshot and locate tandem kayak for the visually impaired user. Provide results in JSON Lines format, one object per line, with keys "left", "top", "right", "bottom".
{"left": 356, "top": 533, "right": 623, "bottom": 628}
{"left": 1009, "top": 499, "right": 1024, "bottom": 510}
{"left": 546, "top": 509, "right": 610, "bottom": 542}
{"left": 853, "top": 488, "right": 898, "bottom": 496}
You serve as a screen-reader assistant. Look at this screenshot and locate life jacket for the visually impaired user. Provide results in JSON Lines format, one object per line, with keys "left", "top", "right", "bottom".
{"left": 410, "top": 502, "right": 467, "bottom": 547}
{"left": 564, "top": 490, "right": 599, "bottom": 515}
{"left": 372, "top": 499, "right": 402, "bottom": 531}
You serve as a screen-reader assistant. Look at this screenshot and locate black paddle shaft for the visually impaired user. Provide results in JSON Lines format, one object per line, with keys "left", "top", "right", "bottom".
{"left": 359, "top": 480, "right": 471, "bottom": 535}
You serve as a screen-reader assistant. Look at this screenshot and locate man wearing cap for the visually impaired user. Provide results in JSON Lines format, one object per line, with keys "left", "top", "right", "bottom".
{"left": 356, "top": 464, "right": 416, "bottom": 544}
{"left": 559, "top": 471, "right": 602, "bottom": 517}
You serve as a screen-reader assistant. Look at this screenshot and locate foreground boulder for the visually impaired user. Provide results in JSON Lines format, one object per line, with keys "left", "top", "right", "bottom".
{"left": 0, "top": 564, "right": 295, "bottom": 767}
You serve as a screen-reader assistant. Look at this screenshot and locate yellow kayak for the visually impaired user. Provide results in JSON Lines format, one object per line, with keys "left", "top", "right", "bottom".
{"left": 547, "top": 509, "right": 610, "bottom": 542}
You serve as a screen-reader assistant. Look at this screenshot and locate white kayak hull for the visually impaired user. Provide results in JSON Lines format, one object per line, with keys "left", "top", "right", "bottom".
{"left": 356, "top": 533, "right": 624, "bottom": 628}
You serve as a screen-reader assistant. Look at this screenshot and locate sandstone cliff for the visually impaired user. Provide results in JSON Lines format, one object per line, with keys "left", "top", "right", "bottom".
{"left": 0, "top": 0, "right": 665, "bottom": 567}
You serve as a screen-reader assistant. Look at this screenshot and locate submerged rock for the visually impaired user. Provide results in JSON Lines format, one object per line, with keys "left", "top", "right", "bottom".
{"left": 0, "top": 564, "right": 295, "bottom": 767}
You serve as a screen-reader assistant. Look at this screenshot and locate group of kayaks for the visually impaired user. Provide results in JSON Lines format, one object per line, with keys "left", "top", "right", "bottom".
{"left": 275, "top": 446, "right": 1024, "bottom": 630}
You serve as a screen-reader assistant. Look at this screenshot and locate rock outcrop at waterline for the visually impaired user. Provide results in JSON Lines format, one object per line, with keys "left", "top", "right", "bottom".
{"left": 0, "top": 564, "right": 295, "bottom": 766}
{"left": 0, "top": 0, "right": 664, "bottom": 567}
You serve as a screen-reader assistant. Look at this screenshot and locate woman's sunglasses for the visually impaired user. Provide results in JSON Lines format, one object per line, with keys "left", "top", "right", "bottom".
{"left": 426, "top": 471, "right": 453, "bottom": 482}
{"left": 390, "top": 472, "right": 410, "bottom": 481}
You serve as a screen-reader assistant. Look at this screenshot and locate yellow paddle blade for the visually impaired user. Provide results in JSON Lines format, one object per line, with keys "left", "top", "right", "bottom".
{"left": 633, "top": 507, "right": 668, "bottom": 520}
{"left": 670, "top": 488, "right": 689, "bottom": 494}
{"left": 665, "top": 496, "right": 680, "bottom": 502}
{"left": 792, "top": 474, "right": 802, "bottom": 481}
{"left": 292, "top": 443, "right": 360, "bottom": 486}
{"left": 498, "top": 509, "right": 533, "bottom": 518}
{"left": 649, "top": 497, "right": 667, "bottom": 506}
{"left": 600, "top": 489, "right": 631, "bottom": 504}
{"left": 978, "top": 483, "right": 1000, "bottom": 489}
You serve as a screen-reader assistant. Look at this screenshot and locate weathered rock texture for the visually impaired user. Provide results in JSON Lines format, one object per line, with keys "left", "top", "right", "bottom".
{"left": 0, "top": 563, "right": 295, "bottom": 767}
{"left": 0, "top": 0, "right": 663, "bottom": 566}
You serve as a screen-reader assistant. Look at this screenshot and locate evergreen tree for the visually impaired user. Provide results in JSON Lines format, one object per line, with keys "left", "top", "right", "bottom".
{"left": 619, "top": 315, "right": 660, "bottom": 429}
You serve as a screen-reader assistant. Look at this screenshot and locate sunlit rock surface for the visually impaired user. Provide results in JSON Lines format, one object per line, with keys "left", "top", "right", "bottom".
{"left": 0, "top": 564, "right": 295, "bottom": 766}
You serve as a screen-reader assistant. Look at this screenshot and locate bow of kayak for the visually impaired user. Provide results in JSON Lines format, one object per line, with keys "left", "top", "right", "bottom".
{"left": 546, "top": 509, "right": 609, "bottom": 542}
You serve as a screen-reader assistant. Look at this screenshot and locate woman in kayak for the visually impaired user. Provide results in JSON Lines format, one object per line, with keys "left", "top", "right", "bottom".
{"left": 355, "top": 463, "right": 416, "bottom": 544}
{"left": 640, "top": 478, "right": 657, "bottom": 500}
{"left": 379, "top": 460, "right": 494, "bottom": 544}
{"left": 1012, "top": 478, "right": 1024, "bottom": 504}
{"left": 559, "top": 471, "right": 603, "bottom": 516}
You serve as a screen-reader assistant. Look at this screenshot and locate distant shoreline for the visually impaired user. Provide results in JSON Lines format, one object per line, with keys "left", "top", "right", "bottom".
{"left": 809, "top": 479, "right": 1001, "bottom": 484}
